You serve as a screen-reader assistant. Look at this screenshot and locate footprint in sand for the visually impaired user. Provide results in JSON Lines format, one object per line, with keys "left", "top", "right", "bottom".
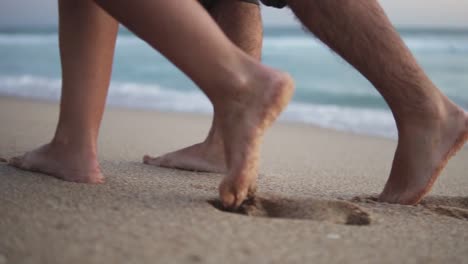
{"left": 209, "top": 195, "right": 371, "bottom": 226}
{"left": 420, "top": 196, "right": 468, "bottom": 221}
{"left": 352, "top": 195, "right": 468, "bottom": 221}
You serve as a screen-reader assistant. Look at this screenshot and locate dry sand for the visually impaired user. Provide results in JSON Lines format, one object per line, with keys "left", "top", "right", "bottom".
{"left": 0, "top": 97, "right": 467, "bottom": 264}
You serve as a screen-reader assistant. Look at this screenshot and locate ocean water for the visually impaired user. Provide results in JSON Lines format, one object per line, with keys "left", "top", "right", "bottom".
{"left": 1, "top": 26, "right": 467, "bottom": 138}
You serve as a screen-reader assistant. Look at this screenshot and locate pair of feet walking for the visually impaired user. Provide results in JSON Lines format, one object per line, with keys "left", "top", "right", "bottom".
{"left": 9, "top": 68, "right": 293, "bottom": 209}
{"left": 6, "top": 0, "right": 468, "bottom": 210}
{"left": 8, "top": 73, "right": 468, "bottom": 209}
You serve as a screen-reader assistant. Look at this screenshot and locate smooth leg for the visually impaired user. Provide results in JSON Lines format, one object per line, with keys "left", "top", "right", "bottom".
{"left": 9, "top": 0, "right": 118, "bottom": 183}
{"left": 143, "top": 0, "right": 263, "bottom": 173}
{"left": 287, "top": 0, "right": 468, "bottom": 204}
{"left": 94, "top": 0, "right": 294, "bottom": 208}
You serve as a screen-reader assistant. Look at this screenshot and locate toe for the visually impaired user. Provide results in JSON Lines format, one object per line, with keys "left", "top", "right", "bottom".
{"left": 378, "top": 189, "right": 401, "bottom": 204}
{"left": 219, "top": 179, "right": 249, "bottom": 210}
{"left": 8, "top": 156, "right": 25, "bottom": 169}
{"left": 0, "top": 157, "right": 7, "bottom": 163}
{"left": 87, "top": 174, "right": 105, "bottom": 184}
{"left": 465, "top": 112, "right": 468, "bottom": 130}
{"left": 248, "top": 184, "right": 257, "bottom": 198}
{"left": 143, "top": 155, "right": 162, "bottom": 165}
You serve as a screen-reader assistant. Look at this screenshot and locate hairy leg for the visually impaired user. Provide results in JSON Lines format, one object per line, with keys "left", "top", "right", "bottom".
{"left": 94, "top": 0, "right": 293, "bottom": 208}
{"left": 9, "top": 0, "right": 118, "bottom": 183}
{"left": 287, "top": 0, "right": 468, "bottom": 204}
{"left": 143, "top": 0, "right": 263, "bottom": 173}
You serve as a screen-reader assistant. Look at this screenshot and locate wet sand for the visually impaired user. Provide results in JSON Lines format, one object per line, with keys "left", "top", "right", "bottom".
{"left": 0, "top": 96, "right": 467, "bottom": 264}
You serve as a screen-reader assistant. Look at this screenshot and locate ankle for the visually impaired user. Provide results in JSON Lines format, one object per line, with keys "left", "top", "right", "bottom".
{"left": 395, "top": 93, "right": 445, "bottom": 126}
{"left": 205, "top": 133, "right": 224, "bottom": 151}
{"left": 211, "top": 59, "right": 266, "bottom": 105}
{"left": 396, "top": 95, "right": 467, "bottom": 133}
{"left": 51, "top": 134, "right": 97, "bottom": 156}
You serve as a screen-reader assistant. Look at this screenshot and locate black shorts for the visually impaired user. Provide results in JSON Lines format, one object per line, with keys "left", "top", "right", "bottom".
{"left": 200, "top": 0, "right": 260, "bottom": 10}
{"left": 200, "top": 0, "right": 287, "bottom": 11}
{"left": 260, "top": 0, "right": 287, "bottom": 8}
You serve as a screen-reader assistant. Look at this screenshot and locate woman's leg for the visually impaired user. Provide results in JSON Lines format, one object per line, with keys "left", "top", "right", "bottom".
{"left": 9, "top": 0, "right": 119, "bottom": 183}
{"left": 143, "top": 0, "right": 264, "bottom": 173}
{"left": 93, "top": 0, "right": 294, "bottom": 208}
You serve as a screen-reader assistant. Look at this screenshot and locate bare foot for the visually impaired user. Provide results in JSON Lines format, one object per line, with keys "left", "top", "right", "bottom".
{"left": 8, "top": 142, "right": 103, "bottom": 183}
{"left": 379, "top": 101, "right": 468, "bottom": 205}
{"left": 218, "top": 66, "right": 294, "bottom": 209}
{"left": 143, "top": 127, "right": 226, "bottom": 173}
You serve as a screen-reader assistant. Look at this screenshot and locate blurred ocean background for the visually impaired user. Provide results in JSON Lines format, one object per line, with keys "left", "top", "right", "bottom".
{"left": 0, "top": 26, "right": 467, "bottom": 138}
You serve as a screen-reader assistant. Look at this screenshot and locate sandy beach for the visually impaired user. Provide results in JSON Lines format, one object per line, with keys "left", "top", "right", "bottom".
{"left": 0, "top": 96, "right": 467, "bottom": 264}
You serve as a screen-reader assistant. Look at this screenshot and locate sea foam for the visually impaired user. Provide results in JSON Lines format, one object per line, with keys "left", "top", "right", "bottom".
{"left": 0, "top": 75, "right": 397, "bottom": 138}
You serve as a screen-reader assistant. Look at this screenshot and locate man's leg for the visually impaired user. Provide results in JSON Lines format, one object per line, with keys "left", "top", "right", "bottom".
{"left": 143, "top": 0, "right": 263, "bottom": 173}
{"left": 9, "top": 0, "right": 119, "bottom": 183}
{"left": 286, "top": 0, "right": 468, "bottom": 204}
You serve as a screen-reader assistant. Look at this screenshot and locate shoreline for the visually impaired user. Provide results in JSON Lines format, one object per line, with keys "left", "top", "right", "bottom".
{"left": 0, "top": 94, "right": 399, "bottom": 143}
{"left": 3, "top": 94, "right": 466, "bottom": 149}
